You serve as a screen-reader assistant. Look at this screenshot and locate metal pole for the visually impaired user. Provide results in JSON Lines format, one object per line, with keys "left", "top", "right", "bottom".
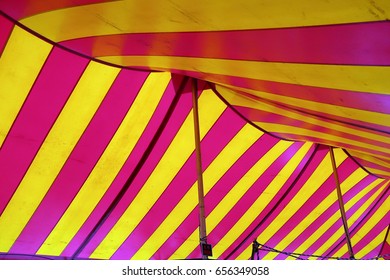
{"left": 377, "top": 224, "right": 390, "bottom": 259}
{"left": 329, "top": 146, "right": 355, "bottom": 259}
{"left": 191, "top": 78, "right": 208, "bottom": 259}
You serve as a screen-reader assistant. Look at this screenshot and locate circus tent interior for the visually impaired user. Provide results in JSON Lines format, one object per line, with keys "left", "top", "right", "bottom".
{"left": 0, "top": 0, "right": 389, "bottom": 260}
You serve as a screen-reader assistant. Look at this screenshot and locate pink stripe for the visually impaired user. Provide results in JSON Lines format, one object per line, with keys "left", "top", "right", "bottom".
{"left": 210, "top": 74, "right": 390, "bottom": 116}
{"left": 260, "top": 131, "right": 390, "bottom": 162}
{"left": 349, "top": 153, "right": 390, "bottom": 167}
{"left": 233, "top": 104, "right": 390, "bottom": 177}
{"left": 234, "top": 105, "right": 390, "bottom": 152}
{"left": 62, "top": 75, "right": 191, "bottom": 258}
{"left": 361, "top": 243, "right": 384, "bottom": 260}
{"left": 110, "top": 108, "right": 245, "bottom": 259}
{"left": 342, "top": 212, "right": 390, "bottom": 259}
{"left": 230, "top": 88, "right": 390, "bottom": 134}
{"left": 61, "top": 22, "right": 390, "bottom": 66}
{"left": 347, "top": 154, "right": 390, "bottom": 175}
{"left": 347, "top": 186, "right": 390, "bottom": 258}
{"left": 0, "top": 14, "right": 13, "bottom": 55}
{"left": 189, "top": 142, "right": 310, "bottom": 260}
{"left": 0, "top": 0, "right": 112, "bottom": 20}
{"left": 10, "top": 69, "right": 148, "bottom": 255}
{"left": 322, "top": 185, "right": 390, "bottom": 258}
{"left": 276, "top": 171, "right": 377, "bottom": 259}
{"left": 0, "top": 47, "right": 88, "bottom": 216}
{"left": 225, "top": 143, "right": 322, "bottom": 260}
{"left": 183, "top": 141, "right": 312, "bottom": 260}
{"left": 380, "top": 241, "right": 390, "bottom": 259}
{"left": 151, "top": 134, "right": 281, "bottom": 259}
{"left": 224, "top": 146, "right": 328, "bottom": 260}
{"left": 288, "top": 168, "right": 371, "bottom": 259}
{"left": 346, "top": 180, "right": 387, "bottom": 223}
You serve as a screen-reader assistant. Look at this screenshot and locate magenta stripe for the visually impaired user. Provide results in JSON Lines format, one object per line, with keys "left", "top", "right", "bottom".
{"left": 380, "top": 241, "right": 390, "bottom": 259}
{"left": 322, "top": 185, "right": 390, "bottom": 258}
{"left": 290, "top": 170, "right": 373, "bottom": 259}
{"left": 190, "top": 141, "right": 312, "bottom": 260}
{"left": 361, "top": 244, "right": 383, "bottom": 260}
{"left": 276, "top": 171, "right": 377, "bottom": 259}
{"left": 346, "top": 196, "right": 390, "bottom": 258}
{"left": 187, "top": 142, "right": 309, "bottom": 260}
{"left": 349, "top": 153, "right": 390, "bottom": 167}
{"left": 0, "top": 0, "right": 111, "bottom": 20}
{"left": 0, "top": 14, "right": 13, "bottom": 55}
{"left": 342, "top": 212, "right": 390, "bottom": 259}
{"left": 110, "top": 108, "right": 245, "bottom": 259}
{"left": 347, "top": 154, "right": 390, "bottom": 175}
{"left": 0, "top": 47, "right": 88, "bottom": 216}
{"left": 259, "top": 131, "right": 390, "bottom": 162}
{"left": 229, "top": 89, "right": 390, "bottom": 135}
{"left": 61, "top": 22, "right": 390, "bottom": 66}
{"left": 9, "top": 69, "right": 149, "bottom": 255}
{"left": 211, "top": 74, "right": 390, "bottom": 116}
{"left": 228, "top": 143, "right": 331, "bottom": 260}
{"left": 223, "top": 147, "right": 328, "bottom": 259}
{"left": 62, "top": 75, "right": 191, "bottom": 258}
{"left": 234, "top": 105, "right": 390, "bottom": 151}
{"left": 345, "top": 180, "right": 387, "bottom": 223}
{"left": 152, "top": 134, "right": 282, "bottom": 260}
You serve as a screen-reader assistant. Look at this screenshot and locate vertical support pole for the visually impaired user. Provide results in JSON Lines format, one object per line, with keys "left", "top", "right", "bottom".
{"left": 251, "top": 240, "right": 260, "bottom": 260}
{"left": 377, "top": 224, "right": 390, "bottom": 259}
{"left": 329, "top": 146, "right": 355, "bottom": 259}
{"left": 192, "top": 78, "right": 208, "bottom": 259}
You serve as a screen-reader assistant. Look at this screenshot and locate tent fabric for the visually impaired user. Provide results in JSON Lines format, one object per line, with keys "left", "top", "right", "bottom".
{"left": 0, "top": 1, "right": 389, "bottom": 260}
{"left": 1, "top": 0, "right": 389, "bottom": 178}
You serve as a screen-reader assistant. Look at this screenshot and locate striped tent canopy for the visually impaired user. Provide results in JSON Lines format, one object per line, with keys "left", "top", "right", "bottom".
{"left": 0, "top": 0, "right": 389, "bottom": 260}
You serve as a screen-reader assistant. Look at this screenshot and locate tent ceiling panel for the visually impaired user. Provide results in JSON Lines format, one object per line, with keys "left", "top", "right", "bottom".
{"left": 0, "top": 1, "right": 389, "bottom": 260}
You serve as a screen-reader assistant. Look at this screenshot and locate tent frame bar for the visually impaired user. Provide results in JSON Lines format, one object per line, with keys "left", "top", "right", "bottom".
{"left": 192, "top": 78, "right": 209, "bottom": 259}
{"left": 329, "top": 146, "right": 355, "bottom": 259}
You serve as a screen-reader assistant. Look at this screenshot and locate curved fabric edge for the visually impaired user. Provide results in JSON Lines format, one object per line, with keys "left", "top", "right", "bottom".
{"left": 211, "top": 83, "right": 384, "bottom": 180}
{"left": 210, "top": 83, "right": 295, "bottom": 142}
{"left": 0, "top": 10, "right": 154, "bottom": 72}
{"left": 343, "top": 149, "right": 382, "bottom": 179}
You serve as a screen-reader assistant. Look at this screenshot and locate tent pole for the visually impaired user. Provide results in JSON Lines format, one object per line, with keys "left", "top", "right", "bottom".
{"left": 70, "top": 77, "right": 189, "bottom": 259}
{"left": 329, "top": 146, "right": 355, "bottom": 259}
{"left": 192, "top": 78, "right": 208, "bottom": 259}
{"left": 377, "top": 224, "right": 390, "bottom": 259}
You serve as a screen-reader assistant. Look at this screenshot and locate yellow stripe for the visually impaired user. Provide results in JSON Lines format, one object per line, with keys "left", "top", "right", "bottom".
{"left": 90, "top": 89, "right": 226, "bottom": 259}
{"left": 332, "top": 191, "right": 390, "bottom": 258}
{"left": 37, "top": 72, "right": 170, "bottom": 256}
{"left": 364, "top": 169, "right": 390, "bottom": 178}
{"left": 0, "top": 61, "right": 119, "bottom": 252}
{"left": 265, "top": 167, "right": 367, "bottom": 259}
{"left": 311, "top": 180, "right": 387, "bottom": 258}
{"left": 236, "top": 149, "right": 347, "bottom": 260}
{"left": 170, "top": 141, "right": 313, "bottom": 260}
{"left": 355, "top": 228, "right": 388, "bottom": 259}
{"left": 20, "top": 0, "right": 390, "bottom": 41}
{"left": 131, "top": 124, "right": 264, "bottom": 260}
{"left": 0, "top": 26, "right": 52, "bottom": 147}
{"left": 101, "top": 56, "right": 390, "bottom": 95}
{"left": 214, "top": 142, "right": 322, "bottom": 260}
{"left": 220, "top": 87, "right": 390, "bottom": 147}
{"left": 348, "top": 151, "right": 390, "bottom": 169}
{"left": 283, "top": 178, "right": 384, "bottom": 260}
{"left": 217, "top": 85, "right": 390, "bottom": 128}
{"left": 252, "top": 122, "right": 390, "bottom": 158}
